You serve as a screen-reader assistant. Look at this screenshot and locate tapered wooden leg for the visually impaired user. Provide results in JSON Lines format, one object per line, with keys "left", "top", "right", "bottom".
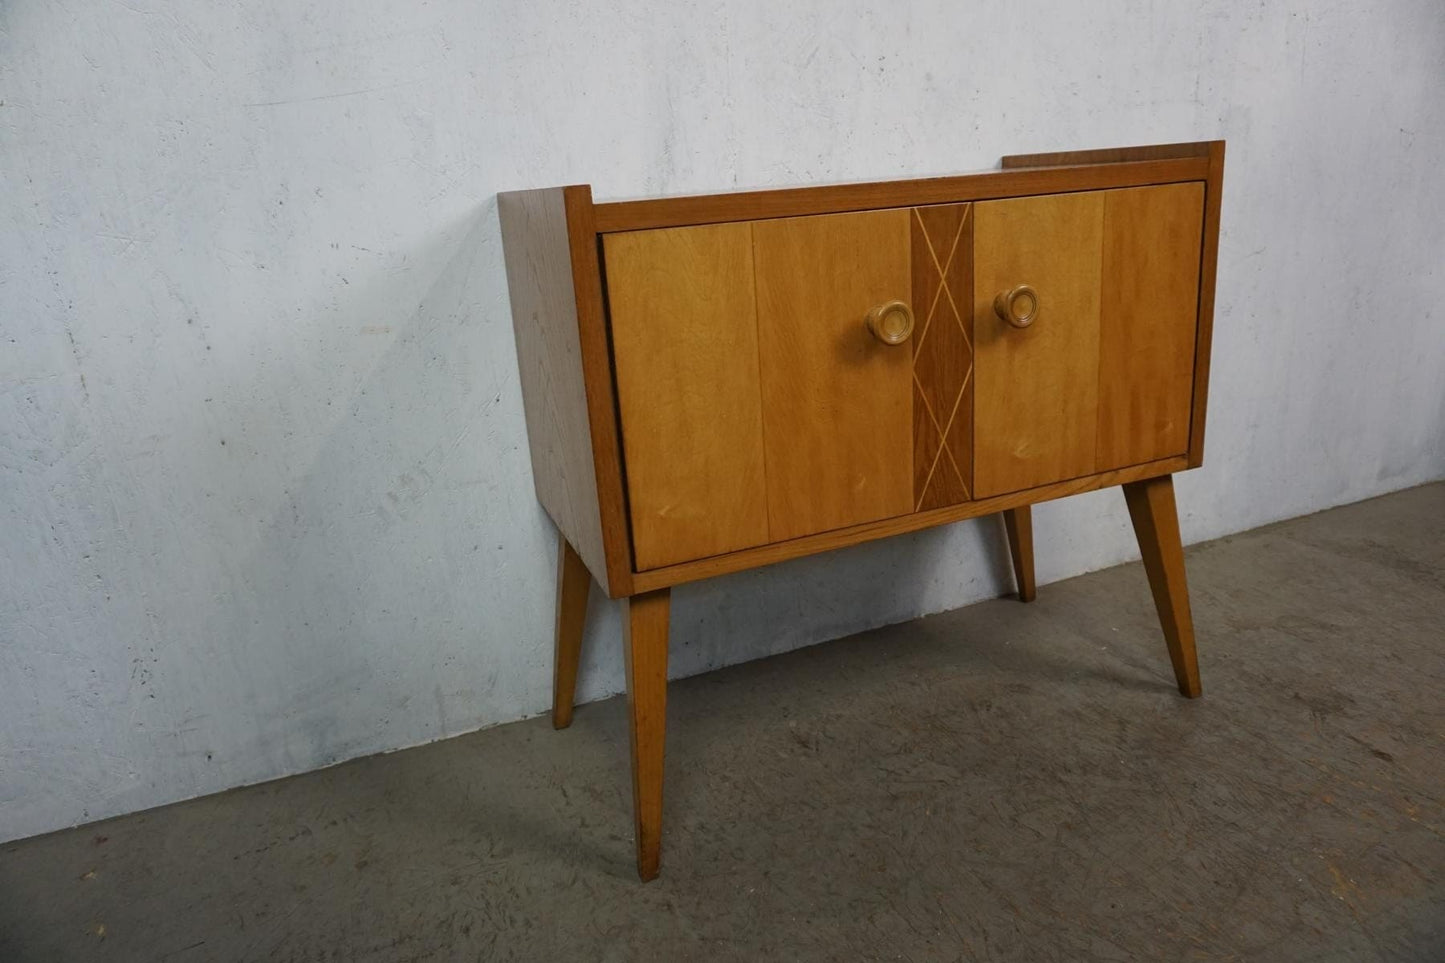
{"left": 1002, "top": 506, "right": 1037, "bottom": 603}
{"left": 624, "top": 588, "right": 670, "bottom": 882}
{"left": 1122, "top": 475, "right": 1202, "bottom": 698}
{"left": 551, "top": 535, "right": 591, "bottom": 730}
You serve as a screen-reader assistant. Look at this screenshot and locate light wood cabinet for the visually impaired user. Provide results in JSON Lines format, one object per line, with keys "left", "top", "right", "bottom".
{"left": 500, "top": 141, "right": 1225, "bottom": 880}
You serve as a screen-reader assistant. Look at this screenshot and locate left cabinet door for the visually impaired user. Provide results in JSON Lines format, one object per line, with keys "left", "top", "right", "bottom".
{"left": 604, "top": 223, "right": 771, "bottom": 570}
{"left": 752, "top": 209, "right": 915, "bottom": 541}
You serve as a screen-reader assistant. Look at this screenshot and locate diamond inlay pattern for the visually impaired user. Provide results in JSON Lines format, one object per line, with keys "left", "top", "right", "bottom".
{"left": 911, "top": 204, "right": 974, "bottom": 511}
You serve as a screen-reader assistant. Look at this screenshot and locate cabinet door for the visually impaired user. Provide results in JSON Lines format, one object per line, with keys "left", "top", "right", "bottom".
{"left": 972, "top": 184, "right": 1205, "bottom": 497}
{"left": 753, "top": 210, "right": 914, "bottom": 541}
{"left": 606, "top": 212, "right": 916, "bottom": 569}
{"left": 604, "top": 223, "right": 771, "bottom": 570}
{"left": 1096, "top": 182, "right": 1205, "bottom": 468}
{"left": 973, "top": 191, "right": 1106, "bottom": 498}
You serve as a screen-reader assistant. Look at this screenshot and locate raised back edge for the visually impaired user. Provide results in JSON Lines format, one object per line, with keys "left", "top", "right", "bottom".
{"left": 1001, "top": 141, "right": 1214, "bottom": 169}
{"left": 592, "top": 156, "right": 1209, "bottom": 233}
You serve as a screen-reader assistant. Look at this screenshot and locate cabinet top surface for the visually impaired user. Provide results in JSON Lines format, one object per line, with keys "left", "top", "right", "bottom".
{"left": 571, "top": 141, "right": 1224, "bottom": 233}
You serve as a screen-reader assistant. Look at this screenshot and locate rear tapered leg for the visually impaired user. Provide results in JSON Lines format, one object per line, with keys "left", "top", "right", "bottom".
{"left": 624, "top": 588, "right": 670, "bottom": 881}
{"left": 1122, "top": 475, "right": 1202, "bottom": 698}
{"left": 1002, "top": 506, "right": 1037, "bottom": 602}
{"left": 551, "top": 535, "right": 591, "bottom": 729}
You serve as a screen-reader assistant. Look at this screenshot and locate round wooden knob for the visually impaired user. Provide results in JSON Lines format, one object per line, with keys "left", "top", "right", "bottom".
{"left": 865, "top": 300, "right": 915, "bottom": 345}
{"left": 993, "top": 284, "right": 1039, "bottom": 329}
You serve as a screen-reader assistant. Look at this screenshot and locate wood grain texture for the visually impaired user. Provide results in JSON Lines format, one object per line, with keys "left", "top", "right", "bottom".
{"left": 1122, "top": 475, "right": 1202, "bottom": 697}
{"left": 623, "top": 588, "right": 670, "bottom": 882}
{"left": 593, "top": 158, "right": 1208, "bottom": 232}
{"left": 604, "top": 223, "right": 771, "bottom": 569}
{"left": 562, "top": 186, "right": 635, "bottom": 597}
{"left": 1188, "top": 142, "right": 1226, "bottom": 468}
{"left": 498, "top": 187, "right": 614, "bottom": 594}
{"left": 630, "top": 455, "right": 1189, "bottom": 592}
{"left": 912, "top": 380, "right": 967, "bottom": 511}
{"left": 1096, "top": 183, "right": 1206, "bottom": 470}
{"left": 551, "top": 534, "right": 590, "bottom": 730}
{"left": 972, "top": 190, "right": 1105, "bottom": 498}
{"left": 753, "top": 209, "right": 914, "bottom": 541}
{"left": 1001, "top": 141, "right": 1213, "bottom": 169}
{"left": 911, "top": 203, "right": 974, "bottom": 510}
{"left": 1002, "top": 506, "right": 1036, "bottom": 603}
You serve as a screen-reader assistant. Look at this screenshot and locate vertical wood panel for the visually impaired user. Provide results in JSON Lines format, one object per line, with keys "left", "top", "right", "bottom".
{"left": 1188, "top": 142, "right": 1226, "bottom": 467}
{"left": 1096, "top": 183, "right": 1205, "bottom": 469}
{"left": 911, "top": 203, "right": 974, "bottom": 510}
{"left": 753, "top": 210, "right": 914, "bottom": 541}
{"left": 604, "top": 223, "right": 771, "bottom": 570}
{"left": 499, "top": 188, "right": 613, "bottom": 593}
{"left": 973, "top": 191, "right": 1104, "bottom": 497}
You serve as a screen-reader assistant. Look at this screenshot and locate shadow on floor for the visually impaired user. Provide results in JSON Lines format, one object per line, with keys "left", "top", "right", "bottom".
{"left": 2, "top": 483, "right": 1442, "bottom": 961}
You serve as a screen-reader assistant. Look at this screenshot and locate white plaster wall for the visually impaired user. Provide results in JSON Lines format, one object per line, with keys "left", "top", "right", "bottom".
{"left": 2, "top": 0, "right": 1442, "bottom": 843}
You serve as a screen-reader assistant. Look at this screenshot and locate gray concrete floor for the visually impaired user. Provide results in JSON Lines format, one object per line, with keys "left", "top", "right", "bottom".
{"left": 2, "top": 484, "right": 1443, "bottom": 962}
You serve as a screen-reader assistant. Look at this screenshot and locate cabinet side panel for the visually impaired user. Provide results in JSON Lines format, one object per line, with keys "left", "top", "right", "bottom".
{"left": 499, "top": 188, "right": 611, "bottom": 593}
{"left": 754, "top": 209, "right": 914, "bottom": 541}
{"left": 973, "top": 192, "right": 1104, "bottom": 498}
{"left": 604, "top": 224, "right": 771, "bottom": 570}
{"left": 1188, "top": 141, "right": 1226, "bottom": 467}
{"left": 1096, "top": 183, "right": 1205, "bottom": 469}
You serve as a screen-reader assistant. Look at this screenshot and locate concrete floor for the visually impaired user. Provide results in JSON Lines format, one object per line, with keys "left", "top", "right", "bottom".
{"left": 2, "top": 484, "right": 1442, "bottom": 962}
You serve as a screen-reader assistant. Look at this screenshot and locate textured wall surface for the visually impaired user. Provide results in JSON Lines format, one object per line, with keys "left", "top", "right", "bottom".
{"left": 2, "top": 1, "right": 1442, "bottom": 843}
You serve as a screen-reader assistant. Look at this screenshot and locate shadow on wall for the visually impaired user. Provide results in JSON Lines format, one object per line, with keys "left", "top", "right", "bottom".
{"left": 211, "top": 198, "right": 557, "bottom": 780}
{"left": 663, "top": 518, "right": 1021, "bottom": 685}
{"left": 201, "top": 195, "right": 1026, "bottom": 786}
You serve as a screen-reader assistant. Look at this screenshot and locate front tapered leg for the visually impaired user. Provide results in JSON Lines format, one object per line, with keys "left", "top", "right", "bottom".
{"left": 1122, "top": 475, "right": 1202, "bottom": 698}
{"left": 552, "top": 535, "right": 591, "bottom": 729}
{"left": 624, "top": 588, "right": 670, "bottom": 881}
{"left": 1002, "top": 506, "right": 1037, "bottom": 602}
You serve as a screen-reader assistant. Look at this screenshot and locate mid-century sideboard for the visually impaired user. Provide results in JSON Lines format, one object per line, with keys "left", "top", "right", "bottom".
{"left": 499, "top": 140, "right": 1224, "bottom": 880}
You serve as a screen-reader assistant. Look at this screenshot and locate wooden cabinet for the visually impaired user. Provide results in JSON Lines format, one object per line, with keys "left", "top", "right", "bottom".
{"left": 500, "top": 141, "right": 1225, "bottom": 880}
{"left": 603, "top": 183, "right": 1205, "bottom": 567}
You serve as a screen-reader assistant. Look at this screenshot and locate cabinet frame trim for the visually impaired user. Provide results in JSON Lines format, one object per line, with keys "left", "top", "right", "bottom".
{"left": 630, "top": 455, "right": 1189, "bottom": 592}
{"left": 593, "top": 156, "right": 1208, "bottom": 233}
